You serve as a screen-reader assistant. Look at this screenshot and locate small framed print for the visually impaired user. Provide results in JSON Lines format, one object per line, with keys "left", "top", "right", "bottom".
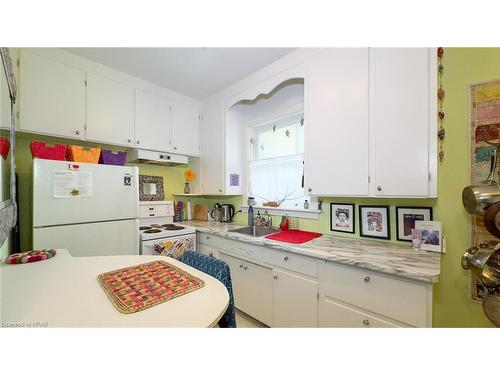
{"left": 396, "top": 206, "right": 433, "bottom": 242}
{"left": 330, "top": 203, "right": 355, "bottom": 233}
{"left": 359, "top": 205, "right": 390, "bottom": 240}
{"left": 415, "top": 221, "right": 442, "bottom": 253}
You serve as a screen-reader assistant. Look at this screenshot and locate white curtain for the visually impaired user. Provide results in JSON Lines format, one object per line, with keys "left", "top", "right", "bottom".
{"left": 248, "top": 154, "right": 304, "bottom": 208}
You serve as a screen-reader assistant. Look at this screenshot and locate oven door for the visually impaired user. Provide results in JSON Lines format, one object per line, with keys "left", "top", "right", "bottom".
{"left": 141, "top": 234, "right": 196, "bottom": 259}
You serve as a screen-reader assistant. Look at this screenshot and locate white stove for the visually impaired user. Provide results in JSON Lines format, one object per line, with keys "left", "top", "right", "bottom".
{"left": 139, "top": 201, "right": 196, "bottom": 257}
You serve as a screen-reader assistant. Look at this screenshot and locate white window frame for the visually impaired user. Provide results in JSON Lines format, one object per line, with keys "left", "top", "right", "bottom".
{"left": 242, "top": 103, "right": 320, "bottom": 220}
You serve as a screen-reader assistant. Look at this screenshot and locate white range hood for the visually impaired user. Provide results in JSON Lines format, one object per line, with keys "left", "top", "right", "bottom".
{"left": 126, "top": 149, "right": 188, "bottom": 166}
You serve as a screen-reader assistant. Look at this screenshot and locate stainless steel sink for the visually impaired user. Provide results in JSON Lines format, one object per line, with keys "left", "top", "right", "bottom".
{"left": 229, "top": 226, "right": 280, "bottom": 237}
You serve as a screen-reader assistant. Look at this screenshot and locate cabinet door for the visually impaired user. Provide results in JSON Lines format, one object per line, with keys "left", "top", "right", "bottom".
{"left": 135, "top": 88, "right": 172, "bottom": 152}
{"left": 86, "top": 73, "right": 134, "bottom": 147}
{"left": 305, "top": 48, "right": 369, "bottom": 196}
{"left": 197, "top": 243, "right": 219, "bottom": 259}
{"left": 201, "top": 98, "right": 225, "bottom": 194}
{"left": 171, "top": 98, "right": 201, "bottom": 156}
{"left": 272, "top": 269, "right": 318, "bottom": 327}
{"left": 219, "top": 253, "right": 272, "bottom": 326}
{"left": 18, "top": 50, "right": 86, "bottom": 139}
{"left": 319, "top": 297, "right": 403, "bottom": 328}
{"left": 370, "top": 48, "right": 431, "bottom": 197}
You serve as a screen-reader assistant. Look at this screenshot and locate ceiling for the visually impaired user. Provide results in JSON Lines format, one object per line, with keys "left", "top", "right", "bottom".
{"left": 64, "top": 48, "right": 296, "bottom": 100}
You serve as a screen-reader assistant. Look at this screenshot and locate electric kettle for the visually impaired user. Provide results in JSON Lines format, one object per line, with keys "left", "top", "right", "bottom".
{"left": 220, "top": 204, "right": 236, "bottom": 222}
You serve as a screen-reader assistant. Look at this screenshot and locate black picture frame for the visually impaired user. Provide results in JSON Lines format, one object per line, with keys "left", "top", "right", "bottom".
{"left": 330, "top": 203, "right": 355, "bottom": 233}
{"left": 359, "top": 205, "right": 391, "bottom": 240}
{"left": 395, "top": 206, "right": 433, "bottom": 242}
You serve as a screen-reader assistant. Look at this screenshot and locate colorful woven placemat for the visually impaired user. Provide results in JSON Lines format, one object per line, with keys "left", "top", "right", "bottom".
{"left": 97, "top": 260, "right": 205, "bottom": 314}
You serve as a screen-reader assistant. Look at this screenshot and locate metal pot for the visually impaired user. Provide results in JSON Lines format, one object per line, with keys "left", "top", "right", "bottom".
{"left": 461, "top": 246, "right": 500, "bottom": 289}
{"left": 462, "top": 185, "right": 500, "bottom": 214}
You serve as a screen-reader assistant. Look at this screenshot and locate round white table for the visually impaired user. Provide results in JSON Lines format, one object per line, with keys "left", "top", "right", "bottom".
{"left": 0, "top": 250, "right": 229, "bottom": 327}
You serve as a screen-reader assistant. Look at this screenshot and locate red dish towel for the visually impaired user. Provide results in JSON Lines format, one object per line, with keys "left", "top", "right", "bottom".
{"left": 265, "top": 230, "right": 322, "bottom": 244}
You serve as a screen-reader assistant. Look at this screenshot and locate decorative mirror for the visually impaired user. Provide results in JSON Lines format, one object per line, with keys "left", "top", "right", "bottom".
{"left": 139, "top": 175, "right": 165, "bottom": 201}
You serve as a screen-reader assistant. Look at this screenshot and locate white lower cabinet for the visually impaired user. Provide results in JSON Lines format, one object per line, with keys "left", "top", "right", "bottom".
{"left": 319, "top": 297, "right": 404, "bottom": 328}
{"left": 219, "top": 253, "right": 273, "bottom": 326}
{"left": 195, "top": 233, "right": 432, "bottom": 328}
{"left": 197, "top": 243, "right": 219, "bottom": 259}
{"left": 272, "top": 269, "right": 318, "bottom": 327}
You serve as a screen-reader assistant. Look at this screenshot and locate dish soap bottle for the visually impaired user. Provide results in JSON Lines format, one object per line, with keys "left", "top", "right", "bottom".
{"left": 248, "top": 204, "right": 254, "bottom": 226}
{"left": 304, "top": 199, "right": 309, "bottom": 209}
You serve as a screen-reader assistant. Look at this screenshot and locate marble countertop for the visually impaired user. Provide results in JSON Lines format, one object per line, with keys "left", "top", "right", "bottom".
{"left": 182, "top": 220, "right": 441, "bottom": 284}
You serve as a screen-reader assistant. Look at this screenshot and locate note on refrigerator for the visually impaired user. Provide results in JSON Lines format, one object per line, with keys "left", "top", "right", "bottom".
{"left": 53, "top": 170, "right": 93, "bottom": 198}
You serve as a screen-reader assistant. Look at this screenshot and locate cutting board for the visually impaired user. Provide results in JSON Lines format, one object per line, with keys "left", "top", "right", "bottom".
{"left": 193, "top": 204, "right": 208, "bottom": 221}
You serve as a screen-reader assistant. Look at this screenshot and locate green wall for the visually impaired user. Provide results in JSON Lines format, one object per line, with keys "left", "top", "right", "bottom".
{"left": 11, "top": 48, "right": 499, "bottom": 327}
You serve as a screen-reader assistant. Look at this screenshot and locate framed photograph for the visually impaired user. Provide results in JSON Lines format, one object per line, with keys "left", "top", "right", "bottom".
{"left": 415, "top": 220, "right": 442, "bottom": 253}
{"left": 330, "top": 203, "right": 355, "bottom": 233}
{"left": 395, "top": 206, "right": 433, "bottom": 242}
{"left": 359, "top": 205, "right": 390, "bottom": 240}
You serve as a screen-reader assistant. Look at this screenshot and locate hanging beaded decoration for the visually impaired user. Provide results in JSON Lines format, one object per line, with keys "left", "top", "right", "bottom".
{"left": 437, "top": 47, "right": 445, "bottom": 161}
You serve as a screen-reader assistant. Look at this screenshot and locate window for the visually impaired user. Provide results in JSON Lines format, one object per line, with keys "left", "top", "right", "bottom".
{"left": 248, "top": 111, "right": 307, "bottom": 209}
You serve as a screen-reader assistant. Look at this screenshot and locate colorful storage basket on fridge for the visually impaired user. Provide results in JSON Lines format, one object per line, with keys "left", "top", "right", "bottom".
{"left": 30, "top": 141, "right": 68, "bottom": 161}
{"left": 99, "top": 149, "right": 127, "bottom": 166}
{"left": 67, "top": 145, "right": 101, "bottom": 163}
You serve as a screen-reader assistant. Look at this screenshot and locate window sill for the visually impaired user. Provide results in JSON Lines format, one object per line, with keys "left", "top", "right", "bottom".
{"left": 240, "top": 205, "right": 321, "bottom": 220}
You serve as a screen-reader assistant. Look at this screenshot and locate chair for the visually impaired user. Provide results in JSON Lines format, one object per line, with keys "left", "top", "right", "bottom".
{"left": 179, "top": 251, "right": 236, "bottom": 328}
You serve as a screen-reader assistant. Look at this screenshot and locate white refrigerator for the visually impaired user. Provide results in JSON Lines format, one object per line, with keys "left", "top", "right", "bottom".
{"left": 32, "top": 159, "right": 139, "bottom": 256}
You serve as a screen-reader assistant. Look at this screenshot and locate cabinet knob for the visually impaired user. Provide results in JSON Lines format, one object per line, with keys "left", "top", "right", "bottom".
{"left": 75, "top": 130, "right": 80, "bottom": 135}
{"left": 284, "top": 256, "right": 289, "bottom": 261}
{"left": 239, "top": 264, "right": 243, "bottom": 268}
{"left": 308, "top": 187, "right": 312, "bottom": 192}
{"left": 206, "top": 236, "right": 210, "bottom": 240}
{"left": 243, "top": 266, "right": 248, "bottom": 270}
{"left": 364, "top": 276, "right": 371, "bottom": 282}
{"left": 273, "top": 275, "right": 278, "bottom": 280}
{"left": 173, "top": 146, "right": 178, "bottom": 150}
{"left": 127, "top": 139, "right": 132, "bottom": 143}
{"left": 363, "top": 319, "right": 370, "bottom": 326}
{"left": 377, "top": 186, "right": 382, "bottom": 191}
{"left": 136, "top": 140, "right": 140, "bottom": 145}
{"left": 218, "top": 189, "right": 222, "bottom": 193}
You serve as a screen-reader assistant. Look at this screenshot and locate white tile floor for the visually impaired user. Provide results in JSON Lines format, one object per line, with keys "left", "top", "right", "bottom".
{"left": 235, "top": 309, "right": 268, "bottom": 328}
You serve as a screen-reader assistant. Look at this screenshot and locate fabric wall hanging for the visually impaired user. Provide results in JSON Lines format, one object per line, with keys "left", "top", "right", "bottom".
{"left": 469, "top": 78, "right": 500, "bottom": 300}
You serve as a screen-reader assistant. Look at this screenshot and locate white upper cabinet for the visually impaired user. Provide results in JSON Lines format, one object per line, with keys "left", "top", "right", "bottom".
{"left": 86, "top": 73, "right": 135, "bottom": 147}
{"left": 134, "top": 89, "right": 172, "bottom": 152}
{"left": 18, "top": 50, "right": 86, "bottom": 139}
{"left": 201, "top": 98, "right": 225, "bottom": 194}
{"left": 171, "top": 98, "right": 201, "bottom": 156}
{"left": 370, "top": 48, "right": 436, "bottom": 197}
{"left": 304, "top": 48, "right": 370, "bottom": 196}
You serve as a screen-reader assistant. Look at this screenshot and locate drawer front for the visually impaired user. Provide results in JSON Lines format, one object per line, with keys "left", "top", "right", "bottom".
{"left": 262, "top": 247, "right": 318, "bottom": 277}
{"left": 222, "top": 238, "right": 261, "bottom": 261}
{"left": 198, "top": 233, "right": 223, "bottom": 249}
{"left": 197, "top": 243, "right": 219, "bottom": 259}
{"left": 319, "top": 297, "right": 404, "bottom": 328}
{"left": 321, "top": 262, "right": 429, "bottom": 327}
